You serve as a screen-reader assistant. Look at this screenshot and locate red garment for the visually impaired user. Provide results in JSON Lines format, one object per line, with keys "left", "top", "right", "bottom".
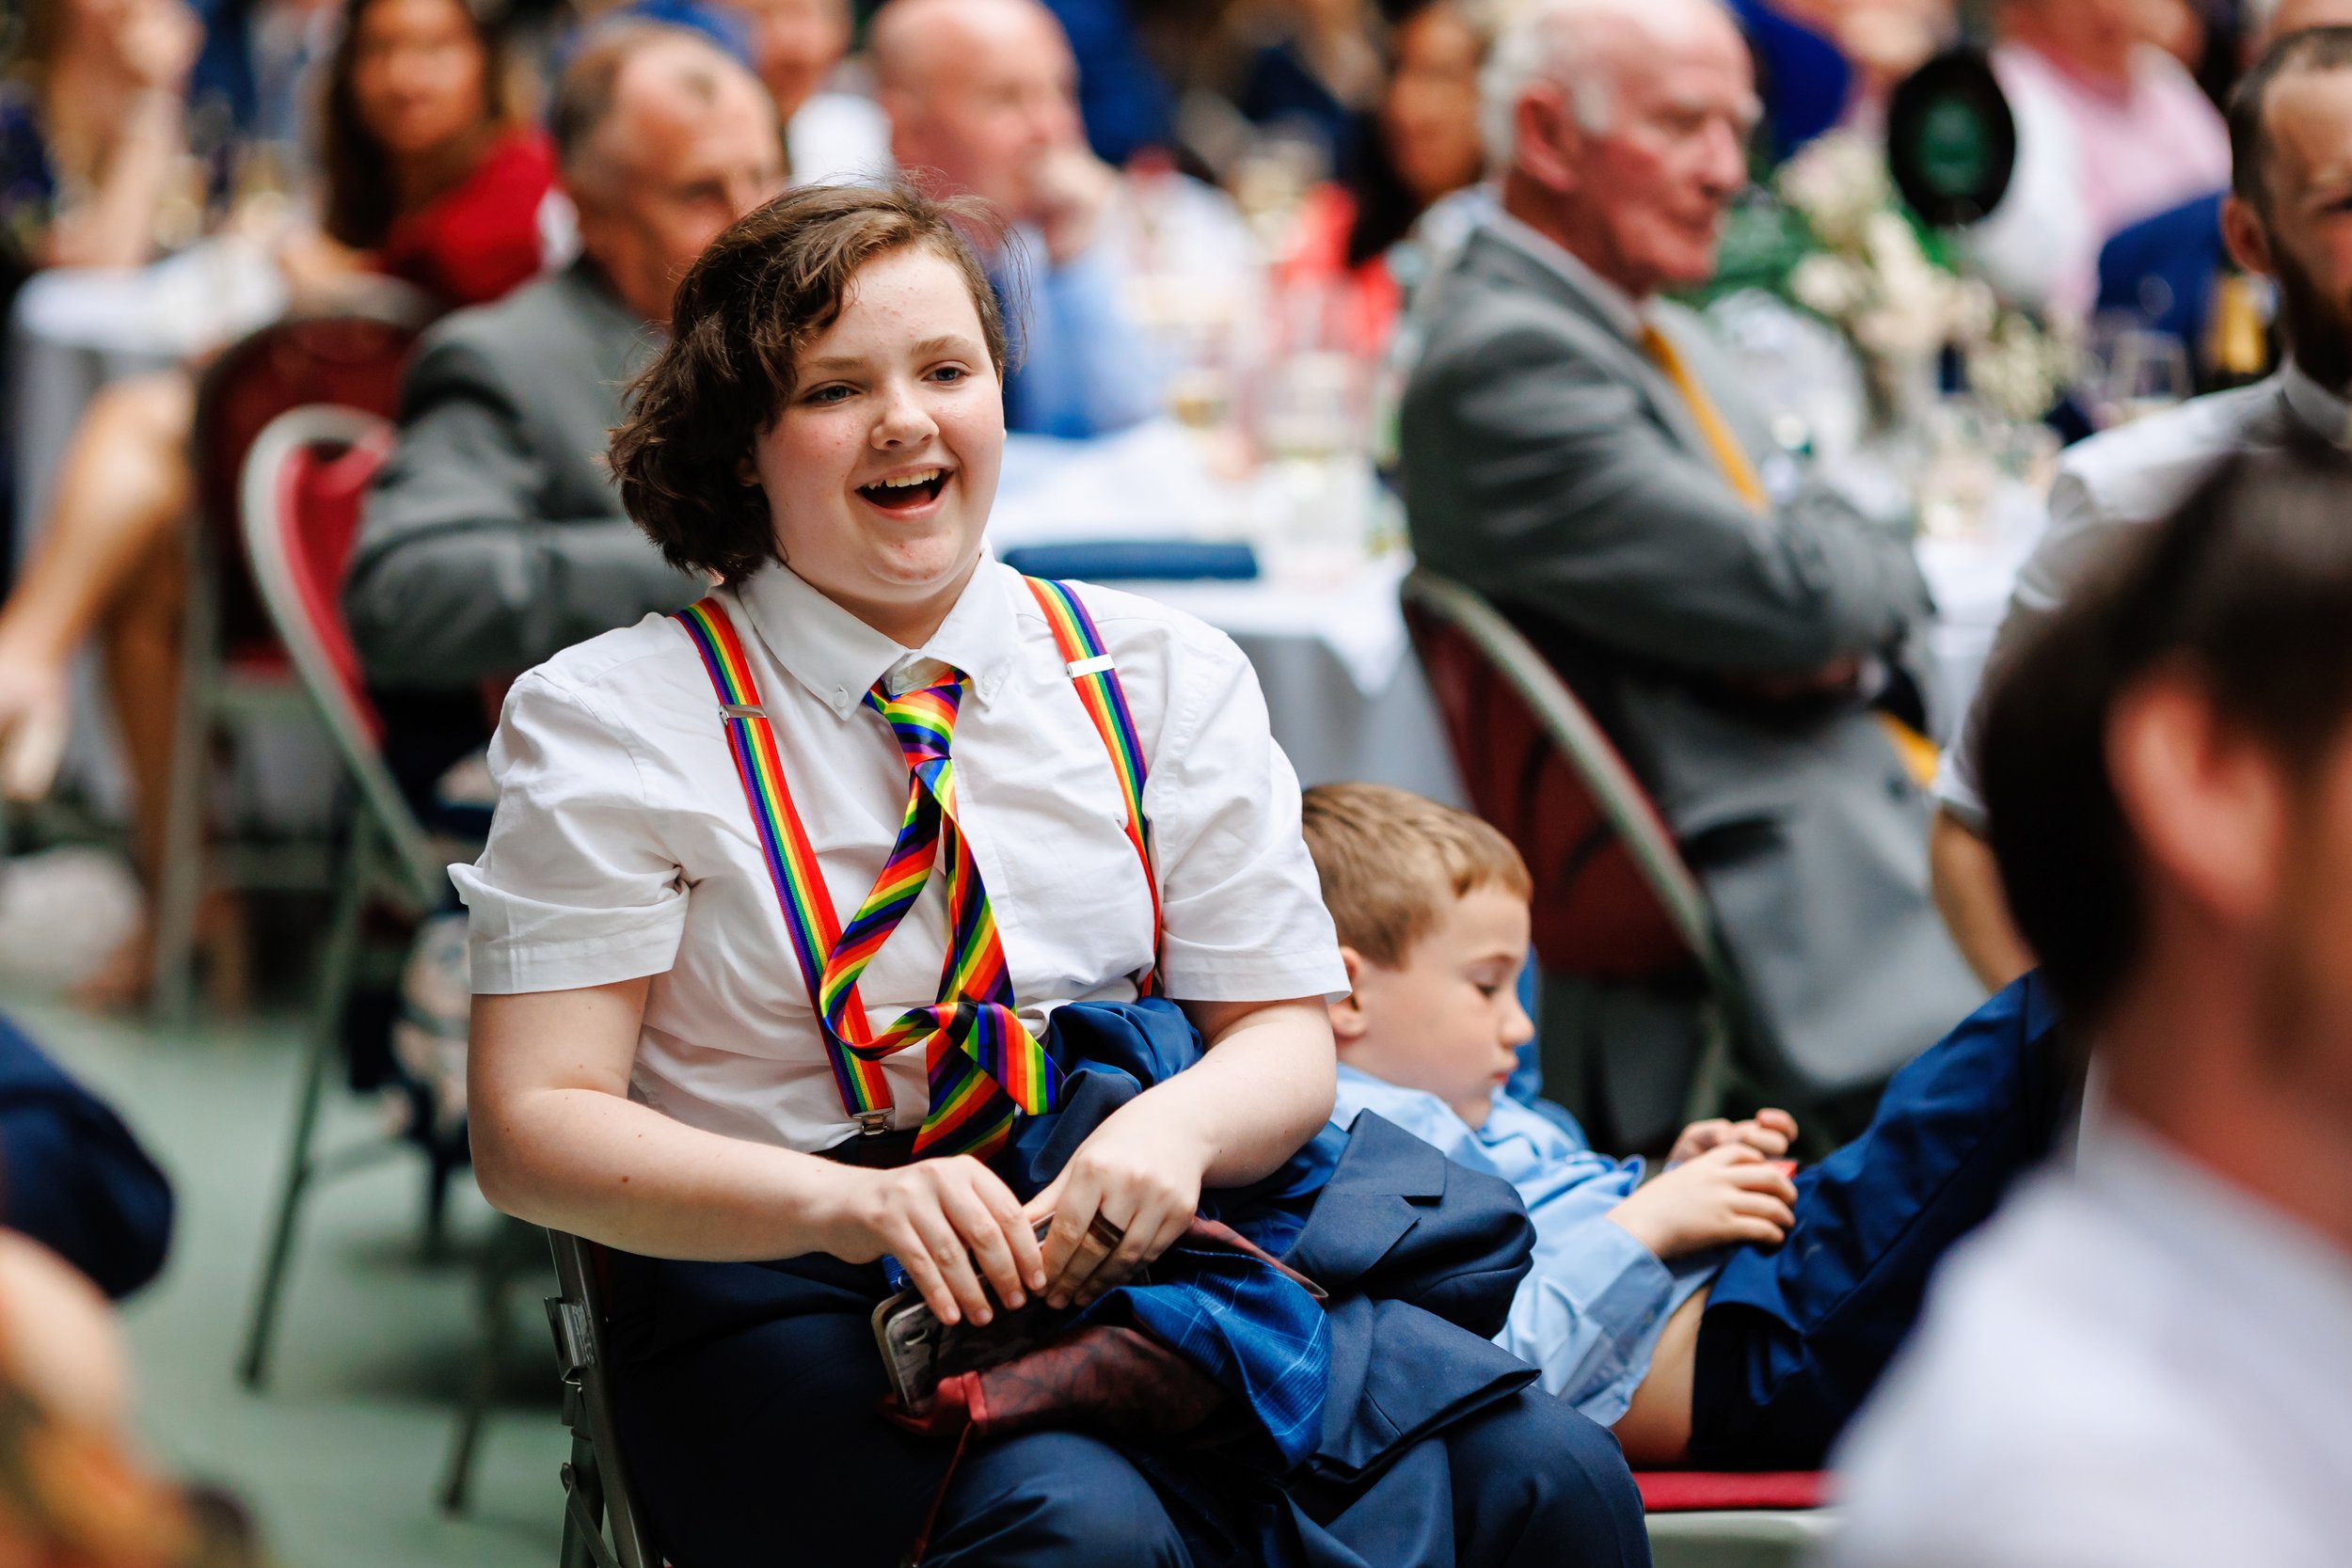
{"left": 376, "top": 128, "right": 555, "bottom": 309}
{"left": 1275, "top": 182, "right": 1403, "bottom": 361}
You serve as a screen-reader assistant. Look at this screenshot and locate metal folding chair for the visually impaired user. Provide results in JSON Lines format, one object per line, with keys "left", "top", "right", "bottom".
{"left": 154, "top": 290, "right": 427, "bottom": 1024}
{"left": 231, "top": 404, "right": 460, "bottom": 1387}
{"left": 545, "top": 1230, "right": 660, "bottom": 1568}
{"left": 1400, "top": 568, "right": 1760, "bottom": 1128}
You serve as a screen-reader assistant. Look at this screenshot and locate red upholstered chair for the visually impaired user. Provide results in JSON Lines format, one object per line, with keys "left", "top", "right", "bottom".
{"left": 1399, "top": 568, "right": 1757, "bottom": 1128}
{"left": 153, "top": 289, "right": 428, "bottom": 1022}
{"left": 231, "top": 405, "right": 455, "bottom": 1389}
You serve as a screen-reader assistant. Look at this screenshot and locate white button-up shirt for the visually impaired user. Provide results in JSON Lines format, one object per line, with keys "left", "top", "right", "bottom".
{"left": 453, "top": 557, "right": 1347, "bottom": 1153}
{"left": 1827, "top": 1115, "right": 2352, "bottom": 1568}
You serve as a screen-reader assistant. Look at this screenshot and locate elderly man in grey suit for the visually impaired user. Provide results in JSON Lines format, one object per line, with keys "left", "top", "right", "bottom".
{"left": 344, "top": 23, "right": 786, "bottom": 697}
{"left": 1400, "top": 0, "right": 1981, "bottom": 1137}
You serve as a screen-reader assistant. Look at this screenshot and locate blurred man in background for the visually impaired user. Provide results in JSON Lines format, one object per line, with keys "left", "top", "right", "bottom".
{"left": 1934, "top": 24, "right": 2352, "bottom": 988}
{"left": 1400, "top": 0, "right": 1979, "bottom": 1145}
{"left": 1833, "top": 443, "right": 2352, "bottom": 1568}
{"left": 870, "top": 0, "right": 1257, "bottom": 437}
{"left": 727, "top": 0, "right": 892, "bottom": 182}
{"left": 346, "top": 22, "right": 784, "bottom": 721}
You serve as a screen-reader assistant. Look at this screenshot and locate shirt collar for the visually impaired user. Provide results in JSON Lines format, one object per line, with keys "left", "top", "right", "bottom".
{"left": 2280, "top": 359, "right": 2352, "bottom": 449}
{"left": 1480, "top": 208, "right": 1647, "bottom": 342}
{"left": 733, "top": 553, "right": 1018, "bottom": 721}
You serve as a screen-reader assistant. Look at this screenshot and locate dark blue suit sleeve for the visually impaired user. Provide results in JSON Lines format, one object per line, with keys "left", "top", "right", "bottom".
{"left": 0, "top": 1015, "right": 173, "bottom": 1299}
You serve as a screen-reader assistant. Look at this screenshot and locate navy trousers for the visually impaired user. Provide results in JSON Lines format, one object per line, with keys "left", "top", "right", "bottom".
{"left": 607, "top": 1249, "right": 1649, "bottom": 1568}
{"left": 1690, "top": 973, "right": 2074, "bottom": 1466}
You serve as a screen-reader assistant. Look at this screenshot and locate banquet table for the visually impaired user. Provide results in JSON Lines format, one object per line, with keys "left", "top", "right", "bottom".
{"left": 991, "top": 421, "right": 1470, "bottom": 807}
{"left": 991, "top": 420, "right": 2052, "bottom": 814}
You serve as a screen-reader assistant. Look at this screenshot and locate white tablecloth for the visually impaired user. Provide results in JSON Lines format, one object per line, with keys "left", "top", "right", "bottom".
{"left": 990, "top": 420, "right": 2054, "bottom": 807}
{"left": 991, "top": 422, "right": 1465, "bottom": 804}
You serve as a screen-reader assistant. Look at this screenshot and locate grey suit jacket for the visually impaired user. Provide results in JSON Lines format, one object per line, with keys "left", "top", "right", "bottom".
{"left": 1399, "top": 220, "right": 1982, "bottom": 1102}
{"left": 345, "top": 259, "right": 703, "bottom": 687}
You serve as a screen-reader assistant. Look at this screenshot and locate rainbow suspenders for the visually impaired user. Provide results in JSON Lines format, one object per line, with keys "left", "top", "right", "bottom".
{"left": 672, "top": 578, "right": 1160, "bottom": 1154}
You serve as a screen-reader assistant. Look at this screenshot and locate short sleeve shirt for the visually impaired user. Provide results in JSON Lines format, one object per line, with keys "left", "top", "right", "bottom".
{"left": 453, "top": 557, "right": 1347, "bottom": 1153}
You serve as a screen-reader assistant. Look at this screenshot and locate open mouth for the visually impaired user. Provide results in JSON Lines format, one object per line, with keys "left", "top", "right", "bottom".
{"left": 856, "top": 467, "right": 949, "bottom": 514}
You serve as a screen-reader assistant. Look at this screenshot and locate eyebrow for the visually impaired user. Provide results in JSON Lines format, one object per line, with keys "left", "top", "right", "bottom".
{"left": 802, "top": 335, "right": 983, "bottom": 374}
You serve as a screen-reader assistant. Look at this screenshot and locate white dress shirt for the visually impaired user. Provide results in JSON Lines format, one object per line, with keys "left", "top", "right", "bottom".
{"left": 1937, "top": 367, "right": 2352, "bottom": 826}
{"left": 1826, "top": 1116, "right": 2352, "bottom": 1568}
{"left": 453, "top": 557, "right": 1346, "bottom": 1153}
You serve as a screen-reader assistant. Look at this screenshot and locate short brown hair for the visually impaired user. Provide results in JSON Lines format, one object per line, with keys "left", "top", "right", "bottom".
{"left": 610, "top": 182, "right": 1011, "bottom": 583}
{"left": 1981, "top": 438, "right": 2352, "bottom": 1022}
{"left": 1301, "top": 783, "right": 1532, "bottom": 967}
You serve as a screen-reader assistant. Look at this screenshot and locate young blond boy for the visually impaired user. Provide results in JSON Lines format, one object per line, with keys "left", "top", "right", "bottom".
{"left": 1300, "top": 783, "right": 2072, "bottom": 1468}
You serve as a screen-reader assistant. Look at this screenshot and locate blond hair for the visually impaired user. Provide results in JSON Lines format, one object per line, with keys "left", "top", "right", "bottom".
{"left": 1301, "top": 783, "right": 1532, "bottom": 967}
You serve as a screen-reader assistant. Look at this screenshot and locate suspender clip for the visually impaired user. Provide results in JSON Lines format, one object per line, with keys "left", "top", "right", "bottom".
{"left": 852, "top": 1109, "right": 895, "bottom": 1136}
{"left": 719, "top": 702, "right": 767, "bottom": 720}
{"left": 1064, "top": 654, "right": 1116, "bottom": 678}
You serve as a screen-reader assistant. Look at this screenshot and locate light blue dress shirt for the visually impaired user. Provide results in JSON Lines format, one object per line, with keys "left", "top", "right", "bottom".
{"left": 1332, "top": 1066, "right": 1721, "bottom": 1424}
{"left": 994, "top": 231, "right": 1164, "bottom": 440}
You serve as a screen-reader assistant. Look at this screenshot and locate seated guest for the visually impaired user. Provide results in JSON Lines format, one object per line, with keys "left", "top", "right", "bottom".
{"left": 1279, "top": 0, "right": 1491, "bottom": 357}
{"left": 727, "top": 0, "right": 892, "bottom": 184}
{"left": 459, "top": 181, "right": 1648, "bottom": 1568}
{"left": 1933, "top": 25, "right": 2352, "bottom": 990}
{"left": 290, "top": 0, "right": 556, "bottom": 309}
{"left": 870, "top": 0, "right": 1258, "bottom": 437}
{"left": 1304, "top": 782, "right": 2072, "bottom": 1466}
{"left": 1966, "top": 0, "right": 2232, "bottom": 319}
{"left": 1400, "top": 0, "right": 1981, "bottom": 1139}
{"left": 0, "top": 0, "right": 201, "bottom": 299}
{"left": 0, "top": 0, "right": 553, "bottom": 1006}
{"left": 0, "top": 1013, "right": 172, "bottom": 1300}
{"left": 2090, "top": 0, "right": 2352, "bottom": 389}
{"left": 1829, "top": 445, "right": 2352, "bottom": 1568}
{"left": 345, "top": 22, "right": 783, "bottom": 710}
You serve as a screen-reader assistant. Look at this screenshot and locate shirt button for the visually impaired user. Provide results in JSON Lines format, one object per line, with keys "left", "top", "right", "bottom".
{"left": 834, "top": 687, "right": 848, "bottom": 705}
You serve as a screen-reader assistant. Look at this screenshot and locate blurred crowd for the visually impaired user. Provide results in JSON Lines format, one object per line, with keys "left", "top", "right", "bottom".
{"left": 3, "top": 0, "right": 2352, "bottom": 1561}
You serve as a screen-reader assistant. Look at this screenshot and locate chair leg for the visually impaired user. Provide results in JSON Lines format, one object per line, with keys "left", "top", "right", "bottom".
{"left": 151, "top": 539, "right": 217, "bottom": 1029}
{"left": 237, "top": 820, "right": 373, "bottom": 1389}
{"left": 439, "top": 1217, "right": 529, "bottom": 1515}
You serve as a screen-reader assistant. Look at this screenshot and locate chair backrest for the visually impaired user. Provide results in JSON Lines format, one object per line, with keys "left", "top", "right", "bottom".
{"left": 547, "top": 1231, "right": 660, "bottom": 1568}
{"left": 1400, "top": 569, "right": 1741, "bottom": 1000}
{"left": 238, "top": 404, "right": 444, "bottom": 911}
{"left": 193, "top": 291, "right": 428, "bottom": 652}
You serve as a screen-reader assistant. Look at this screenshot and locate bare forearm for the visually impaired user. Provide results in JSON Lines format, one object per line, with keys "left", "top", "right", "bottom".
{"left": 1152, "top": 999, "right": 1337, "bottom": 1188}
{"left": 48, "top": 94, "right": 183, "bottom": 271}
{"left": 1929, "top": 810, "right": 2033, "bottom": 991}
{"left": 473, "top": 1083, "right": 859, "bottom": 1260}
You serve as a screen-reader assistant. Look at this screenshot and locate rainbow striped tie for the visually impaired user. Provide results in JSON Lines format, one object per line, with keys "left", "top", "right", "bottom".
{"left": 819, "top": 667, "right": 1059, "bottom": 1156}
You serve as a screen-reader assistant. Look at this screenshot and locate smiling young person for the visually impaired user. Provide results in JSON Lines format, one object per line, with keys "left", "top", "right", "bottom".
{"left": 455, "top": 182, "right": 1645, "bottom": 1568}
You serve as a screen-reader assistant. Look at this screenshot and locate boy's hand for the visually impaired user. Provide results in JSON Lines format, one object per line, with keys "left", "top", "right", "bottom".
{"left": 1668, "top": 1108, "right": 1799, "bottom": 1165}
{"left": 1609, "top": 1145, "right": 1798, "bottom": 1261}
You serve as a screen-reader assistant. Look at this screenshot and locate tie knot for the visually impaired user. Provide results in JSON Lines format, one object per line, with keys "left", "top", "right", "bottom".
{"left": 868, "top": 668, "right": 966, "bottom": 767}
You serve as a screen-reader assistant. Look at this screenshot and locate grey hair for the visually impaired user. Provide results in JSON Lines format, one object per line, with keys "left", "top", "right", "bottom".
{"left": 1477, "top": 0, "right": 1734, "bottom": 165}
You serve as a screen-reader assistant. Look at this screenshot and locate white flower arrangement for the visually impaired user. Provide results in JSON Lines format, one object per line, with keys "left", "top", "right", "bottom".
{"left": 1774, "top": 131, "right": 2073, "bottom": 426}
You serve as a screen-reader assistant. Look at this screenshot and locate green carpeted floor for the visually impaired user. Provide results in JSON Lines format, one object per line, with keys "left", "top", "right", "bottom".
{"left": 8, "top": 987, "right": 567, "bottom": 1568}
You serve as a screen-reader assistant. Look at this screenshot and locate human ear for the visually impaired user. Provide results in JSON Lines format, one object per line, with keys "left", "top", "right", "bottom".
{"left": 1329, "top": 946, "right": 1370, "bottom": 1043}
{"left": 2109, "top": 673, "right": 2287, "bottom": 926}
{"left": 2221, "top": 193, "right": 2275, "bottom": 280}
{"left": 1513, "top": 83, "right": 1582, "bottom": 196}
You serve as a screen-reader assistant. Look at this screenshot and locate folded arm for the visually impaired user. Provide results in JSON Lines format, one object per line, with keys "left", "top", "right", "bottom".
{"left": 1413, "top": 325, "right": 1933, "bottom": 676}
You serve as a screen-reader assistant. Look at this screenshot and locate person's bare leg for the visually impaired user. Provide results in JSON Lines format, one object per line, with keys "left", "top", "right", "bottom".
{"left": 1613, "top": 1286, "right": 1706, "bottom": 1465}
{"left": 0, "top": 372, "right": 195, "bottom": 800}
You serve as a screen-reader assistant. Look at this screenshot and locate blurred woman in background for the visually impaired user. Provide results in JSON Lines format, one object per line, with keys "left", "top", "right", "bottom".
{"left": 1275, "top": 0, "right": 1487, "bottom": 356}
{"left": 0, "top": 0, "right": 553, "bottom": 1008}
{"left": 0, "top": 0, "right": 206, "bottom": 312}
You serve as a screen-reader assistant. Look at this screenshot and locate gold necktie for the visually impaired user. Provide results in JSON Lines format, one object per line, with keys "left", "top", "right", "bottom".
{"left": 1639, "top": 321, "right": 1770, "bottom": 515}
